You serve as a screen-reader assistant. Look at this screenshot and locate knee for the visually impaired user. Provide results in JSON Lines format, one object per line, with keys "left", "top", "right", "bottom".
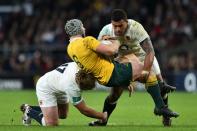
{"left": 108, "top": 91, "right": 122, "bottom": 102}
{"left": 45, "top": 119, "right": 58, "bottom": 126}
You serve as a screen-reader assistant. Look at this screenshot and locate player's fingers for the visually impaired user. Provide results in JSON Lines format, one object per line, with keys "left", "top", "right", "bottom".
{"left": 128, "top": 85, "right": 134, "bottom": 97}
{"left": 102, "top": 35, "right": 111, "bottom": 40}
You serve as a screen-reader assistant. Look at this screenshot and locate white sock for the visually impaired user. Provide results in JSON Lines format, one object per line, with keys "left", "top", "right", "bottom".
{"left": 41, "top": 117, "right": 46, "bottom": 126}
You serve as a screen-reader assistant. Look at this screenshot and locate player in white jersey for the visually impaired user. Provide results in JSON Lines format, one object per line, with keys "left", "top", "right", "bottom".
{"left": 89, "top": 9, "right": 177, "bottom": 126}
{"left": 20, "top": 62, "right": 107, "bottom": 126}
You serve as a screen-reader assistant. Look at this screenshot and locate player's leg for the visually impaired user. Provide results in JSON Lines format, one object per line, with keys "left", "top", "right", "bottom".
{"left": 21, "top": 105, "right": 42, "bottom": 125}
{"left": 56, "top": 93, "right": 69, "bottom": 119}
{"left": 115, "top": 54, "right": 166, "bottom": 108}
{"left": 21, "top": 103, "right": 69, "bottom": 126}
{"left": 20, "top": 76, "right": 46, "bottom": 126}
{"left": 40, "top": 92, "right": 69, "bottom": 125}
{"left": 153, "top": 57, "right": 176, "bottom": 96}
{"left": 89, "top": 54, "right": 139, "bottom": 126}
{"left": 145, "top": 72, "right": 166, "bottom": 109}
{"left": 40, "top": 106, "right": 59, "bottom": 126}
{"left": 152, "top": 57, "right": 176, "bottom": 126}
{"left": 145, "top": 71, "right": 179, "bottom": 118}
{"left": 89, "top": 87, "right": 124, "bottom": 126}
{"left": 32, "top": 76, "right": 59, "bottom": 126}
{"left": 103, "top": 87, "right": 124, "bottom": 120}
{"left": 114, "top": 54, "right": 179, "bottom": 122}
{"left": 90, "top": 54, "right": 140, "bottom": 126}
{"left": 124, "top": 55, "right": 179, "bottom": 124}
{"left": 23, "top": 93, "right": 68, "bottom": 126}
{"left": 122, "top": 54, "right": 179, "bottom": 118}
{"left": 58, "top": 103, "right": 69, "bottom": 119}
{"left": 29, "top": 105, "right": 42, "bottom": 112}
{"left": 20, "top": 104, "right": 56, "bottom": 126}
{"left": 115, "top": 54, "right": 144, "bottom": 80}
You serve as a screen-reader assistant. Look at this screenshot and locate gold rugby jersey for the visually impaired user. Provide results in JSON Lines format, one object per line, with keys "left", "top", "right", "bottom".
{"left": 67, "top": 36, "right": 114, "bottom": 85}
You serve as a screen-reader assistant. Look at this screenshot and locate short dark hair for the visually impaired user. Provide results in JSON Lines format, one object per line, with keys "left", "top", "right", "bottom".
{"left": 76, "top": 70, "right": 96, "bottom": 90}
{"left": 111, "top": 9, "right": 127, "bottom": 21}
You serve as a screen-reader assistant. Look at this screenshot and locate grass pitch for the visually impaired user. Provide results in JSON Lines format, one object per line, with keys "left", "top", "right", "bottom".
{"left": 0, "top": 90, "right": 196, "bottom": 131}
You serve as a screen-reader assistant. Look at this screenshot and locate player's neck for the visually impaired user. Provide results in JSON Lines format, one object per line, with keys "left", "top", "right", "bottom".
{"left": 70, "top": 35, "right": 82, "bottom": 42}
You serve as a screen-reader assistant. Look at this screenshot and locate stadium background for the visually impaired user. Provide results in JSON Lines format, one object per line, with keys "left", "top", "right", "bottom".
{"left": 0, "top": 0, "right": 196, "bottom": 92}
{"left": 0, "top": 0, "right": 197, "bottom": 130}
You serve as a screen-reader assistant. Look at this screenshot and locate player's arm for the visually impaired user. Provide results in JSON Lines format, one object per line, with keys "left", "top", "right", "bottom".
{"left": 97, "top": 25, "right": 120, "bottom": 56}
{"left": 133, "top": 20, "right": 155, "bottom": 72}
{"left": 96, "top": 40, "right": 120, "bottom": 56}
{"left": 84, "top": 36, "right": 120, "bottom": 56}
{"left": 140, "top": 38, "right": 155, "bottom": 71}
{"left": 98, "top": 25, "right": 111, "bottom": 40}
{"left": 74, "top": 100, "right": 107, "bottom": 121}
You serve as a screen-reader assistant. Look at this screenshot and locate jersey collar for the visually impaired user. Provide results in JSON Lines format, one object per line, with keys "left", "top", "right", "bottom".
{"left": 70, "top": 36, "right": 82, "bottom": 42}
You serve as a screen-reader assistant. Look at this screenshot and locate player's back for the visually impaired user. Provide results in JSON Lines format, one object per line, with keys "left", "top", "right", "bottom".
{"left": 67, "top": 36, "right": 114, "bottom": 85}
{"left": 37, "top": 62, "right": 79, "bottom": 92}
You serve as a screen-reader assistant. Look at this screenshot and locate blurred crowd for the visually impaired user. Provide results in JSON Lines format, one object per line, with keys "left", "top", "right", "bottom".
{"left": 0, "top": 0, "right": 196, "bottom": 75}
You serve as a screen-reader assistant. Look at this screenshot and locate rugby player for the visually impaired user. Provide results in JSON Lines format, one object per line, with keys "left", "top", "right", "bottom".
{"left": 91, "top": 9, "right": 177, "bottom": 126}
{"left": 20, "top": 62, "right": 107, "bottom": 126}
{"left": 65, "top": 19, "right": 179, "bottom": 126}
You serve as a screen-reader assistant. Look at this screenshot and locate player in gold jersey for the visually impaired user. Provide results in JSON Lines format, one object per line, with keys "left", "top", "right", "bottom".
{"left": 65, "top": 19, "right": 179, "bottom": 126}
{"left": 91, "top": 9, "right": 178, "bottom": 126}
{"left": 66, "top": 20, "right": 140, "bottom": 87}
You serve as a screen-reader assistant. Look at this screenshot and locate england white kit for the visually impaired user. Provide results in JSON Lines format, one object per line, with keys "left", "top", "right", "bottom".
{"left": 98, "top": 19, "right": 161, "bottom": 75}
{"left": 36, "top": 62, "right": 82, "bottom": 107}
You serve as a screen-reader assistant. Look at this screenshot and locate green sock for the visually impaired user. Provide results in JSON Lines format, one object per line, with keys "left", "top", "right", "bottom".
{"left": 147, "top": 84, "right": 165, "bottom": 109}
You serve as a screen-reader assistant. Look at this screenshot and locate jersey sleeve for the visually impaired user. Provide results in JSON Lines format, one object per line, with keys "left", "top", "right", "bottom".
{"left": 132, "top": 21, "right": 150, "bottom": 43}
{"left": 83, "top": 36, "right": 100, "bottom": 51}
{"left": 98, "top": 25, "right": 111, "bottom": 40}
{"left": 67, "top": 88, "right": 83, "bottom": 105}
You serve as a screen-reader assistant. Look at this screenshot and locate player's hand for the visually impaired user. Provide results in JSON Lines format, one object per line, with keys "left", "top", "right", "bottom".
{"left": 99, "top": 112, "right": 108, "bottom": 123}
{"left": 128, "top": 82, "right": 134, "bottom": 97}
{"left": 102, "top": 112, "right": 108, "bottom": 122}
{"left": 137, "top": 70, "right": 150, "bottom": 83}
{"left": 102, "top": 35, "right": 116, "bottom": 40}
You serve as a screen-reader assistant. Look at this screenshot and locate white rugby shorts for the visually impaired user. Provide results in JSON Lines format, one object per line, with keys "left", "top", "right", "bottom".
{"left": 36, "top": 74, "right": 69, "bottom": 107}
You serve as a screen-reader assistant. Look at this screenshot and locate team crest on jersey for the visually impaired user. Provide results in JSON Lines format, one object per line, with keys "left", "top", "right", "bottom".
{"left": 125, "top": 36, "right": 131, "bottom": 41}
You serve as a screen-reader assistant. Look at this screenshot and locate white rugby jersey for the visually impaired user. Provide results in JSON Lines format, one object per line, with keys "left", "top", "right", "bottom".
{"left": 98, "top": 19, "right": 149, "bottom": 61}
{"left": 43, "top": 62, "right": 82, "bottom": 105}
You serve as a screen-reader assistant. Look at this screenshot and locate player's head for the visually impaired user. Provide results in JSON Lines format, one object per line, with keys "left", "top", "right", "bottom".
{"left": 111, "top": 9, "right": 128, "bottom": 36}
{"left": 65, "top": 19, "right": 85, "bottom": 37}
{"left": 75, "top": 70, "right": 96, "bottom": 90}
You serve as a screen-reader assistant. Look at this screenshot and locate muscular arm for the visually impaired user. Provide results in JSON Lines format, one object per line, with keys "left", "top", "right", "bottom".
{"left": 74, "top": 100, "right": 107, "bottom": 120}
{"left": 96, "top": 40, "right": 120, "bottom": 56}
{"left": 140, "top": 38, "right": 155, "bottom": 71}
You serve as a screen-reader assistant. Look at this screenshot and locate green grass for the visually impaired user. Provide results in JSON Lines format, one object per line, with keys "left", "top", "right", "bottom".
{"left": 0, "top": 90, "right": 196, "bottom": 131}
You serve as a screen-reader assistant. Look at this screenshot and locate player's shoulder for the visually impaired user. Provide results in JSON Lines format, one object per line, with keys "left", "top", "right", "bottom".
{"left": 98, "top": 24, "right": 112, "bottom": 39}
{"left": 102, "top": 23, "right": 113, "bottom": 30}
{"left": 128, "top": 19, "right": 141, "bottom": 26}
{"left": 65, "top": 62, "right": 79, "bottom": 73}
{"left": 84, "top": 36, "right": 98, "bottom": 42}
{"left": 84, "top": 36, "right": 96, "bottom": 39}
{"left": 53, "top": 62, "right": 78, "bottom": 77}
{"left": 66, "top": 62, "right": 77, "bottom": 67}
